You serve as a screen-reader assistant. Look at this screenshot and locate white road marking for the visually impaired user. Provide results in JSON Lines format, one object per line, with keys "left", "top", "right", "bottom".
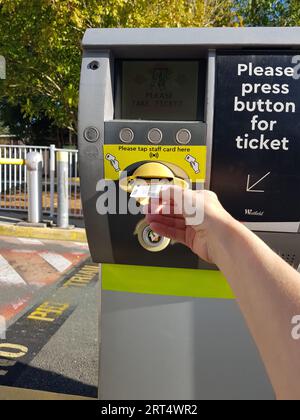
{"left": 18, "top": 238, "right": 43, "bottom": 245}
{"left": 12, "top": 298, "right": 28, "bottom": 310}
{"left": 11, "top": 249, "right": 34, "bottom": 253}
{"left": 74, "top": 242, "right": 89, "bottom": 248}
{"left": 0, "top": 254, "right": 26, "bottom": 286}
{"left": 39, "top": 252, "right": 72, "bottom": 273}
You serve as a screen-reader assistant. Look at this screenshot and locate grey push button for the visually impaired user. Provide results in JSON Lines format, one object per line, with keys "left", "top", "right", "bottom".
{"left": 176, "top": 128, "right": 192, "bottom": 145}
{"left": 148, "top": 128, "right": 163, "bottom": 144}
{"left": 83, "top": 126, "right": 100, "bottom": 143}
{"left": 119, "top": 127, "right": 134, "bottom": 143}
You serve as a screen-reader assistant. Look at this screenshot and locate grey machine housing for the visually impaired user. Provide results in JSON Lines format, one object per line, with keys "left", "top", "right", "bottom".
{"left": 78, "top": 27, "right": 300, "bottom": 271}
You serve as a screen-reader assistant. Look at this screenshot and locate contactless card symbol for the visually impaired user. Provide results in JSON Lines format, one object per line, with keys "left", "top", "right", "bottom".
{"left": 149, "top": 152, "right": 159, "bottom": 159}
{"left": 106, "top": 153, "right": 120, "bottom": 172}
{"left": 185, "top": 154, "right": 200, "bottom": 174}
{"left": 246, "top": 171, "right": 271, "bottom": 193}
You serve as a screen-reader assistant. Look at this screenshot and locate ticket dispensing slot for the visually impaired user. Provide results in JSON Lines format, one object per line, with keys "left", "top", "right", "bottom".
{"left": 119, "top": 162, "right": 189, "bottom": 199}
{"left": 119, "top": 161, "right": 190, "bottom": 252}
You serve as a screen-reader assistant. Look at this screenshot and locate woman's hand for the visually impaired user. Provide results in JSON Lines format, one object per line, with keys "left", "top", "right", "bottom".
{"left": 145, "top": 186, "right": 234, "bottom": 264}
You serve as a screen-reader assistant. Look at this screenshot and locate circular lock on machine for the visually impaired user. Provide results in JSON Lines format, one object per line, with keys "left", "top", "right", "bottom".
{"left": 135, "top": 218, "right": 170, "bottom": 252}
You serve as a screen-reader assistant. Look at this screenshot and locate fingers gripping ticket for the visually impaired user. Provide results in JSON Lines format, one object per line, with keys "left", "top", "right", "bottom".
{"left": 144, "top": 185, "right": 205, "bottom": 226}
{"left": 146, "top": 214, "right": 187, "bottom": 245}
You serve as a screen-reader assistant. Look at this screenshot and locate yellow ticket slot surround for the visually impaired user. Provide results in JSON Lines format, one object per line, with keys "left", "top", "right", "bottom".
{"left": 103, "top": 144, "right": 207, "bottom": 182}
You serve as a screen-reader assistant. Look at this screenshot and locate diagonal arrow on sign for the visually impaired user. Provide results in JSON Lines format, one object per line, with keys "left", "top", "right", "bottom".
{"left": 246, "top": 171, "right": 271, "bottom": 193}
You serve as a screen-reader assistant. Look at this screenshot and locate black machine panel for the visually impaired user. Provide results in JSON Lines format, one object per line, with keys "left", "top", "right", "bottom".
{"left": 211, "top": 52, "right": 300, "bottom": 223}
{"left": 103, "top": 58, "right": 207, "bottom": 268}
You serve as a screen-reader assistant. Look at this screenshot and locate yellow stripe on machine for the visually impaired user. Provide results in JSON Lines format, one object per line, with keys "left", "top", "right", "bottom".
{"left": 102, "top": 264, "right": 235, "bottom": 300}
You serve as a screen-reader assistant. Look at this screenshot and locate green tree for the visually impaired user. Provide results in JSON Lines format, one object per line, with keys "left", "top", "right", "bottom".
{"left": 283, "top": 0, "right": 300, "bottom": 25}
{"left": 0, "top": 0, "right": 102, "bottom": 143}
{"left": 0, "top": 100, "right": 55, "bottom": 143}
{"left": 0, "top": 119, "right": 9, "bottom": 135}
{"left": 101, "top": 0, "right": 239, "bottom": 28}
{"left": 234, "top": 0, "right": 290, "bottom": 26}
{"left": 0, "top": 0, "right": 238, "bottom": 145}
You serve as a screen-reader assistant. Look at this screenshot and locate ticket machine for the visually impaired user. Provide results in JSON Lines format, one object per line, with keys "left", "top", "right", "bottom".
{"left": 79, "top": 27, "right": 300, "bottom": 399}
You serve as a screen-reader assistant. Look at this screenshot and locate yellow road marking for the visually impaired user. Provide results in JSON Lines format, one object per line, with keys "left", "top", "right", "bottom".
{"left": 0, "top": 343, "right": 28, "bottom": 359}
{"left": 0, "top": 224, "right": 87, "bottom": 243}
{"left": 63, "top": 264, "right": 98, "bottom": 288}
{"left": 27, "top": 302, "right": 69, "bottom": 322}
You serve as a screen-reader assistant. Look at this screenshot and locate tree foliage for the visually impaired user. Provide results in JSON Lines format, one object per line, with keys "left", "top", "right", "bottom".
{"left": 0, "top": 0, "right": 300, "bottom": 144}
{"left": 0, "top": 101, "right": 54, "bottom": 142}
{"left": 284, "top": 0, "right": 300, "bottom": 25}
{"left": 235, "top": 0, "right": 291, "bottom": 26}
{"left": 0, "top": 0, "right": 239, "bottom": 143}
{"left": 0, "top": 0, "right": 102, "bottom": 136}
{"left": 0, "top": 119, "right": 9, "bottom": 135}
{"left": 101, "top": 0, "right": 239, "bottom": 28}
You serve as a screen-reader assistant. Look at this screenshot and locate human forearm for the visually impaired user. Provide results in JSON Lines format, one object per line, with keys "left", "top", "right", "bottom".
{"left": 208, "top": 215, "right": 300, "bottom": 399}
{"left": 146, "top": 187, "right": 300, "bottom": 398}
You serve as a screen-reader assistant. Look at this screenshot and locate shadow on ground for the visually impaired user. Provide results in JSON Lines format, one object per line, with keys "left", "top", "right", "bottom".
{"left": 2, "top": 362, "right": 97, "bottom": 398}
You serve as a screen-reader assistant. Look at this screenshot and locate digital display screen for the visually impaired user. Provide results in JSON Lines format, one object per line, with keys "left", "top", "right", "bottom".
{"left": 121, "top": 61, "right": 199, "bottom": 121}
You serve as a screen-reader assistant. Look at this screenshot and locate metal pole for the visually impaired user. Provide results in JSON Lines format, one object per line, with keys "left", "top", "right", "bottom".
{"left": 57, "top": 150, "right": 69, "bottom": 228}
{"left": 49, "top": 144, "right": 55, "bottom": 219}
{"left": 26, "top": 152, "right": 43, "bottom": 224}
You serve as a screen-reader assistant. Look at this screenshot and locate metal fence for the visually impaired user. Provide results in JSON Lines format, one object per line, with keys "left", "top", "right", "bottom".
{"left": 0, "top": 144, "right": 82, "bottom": 218}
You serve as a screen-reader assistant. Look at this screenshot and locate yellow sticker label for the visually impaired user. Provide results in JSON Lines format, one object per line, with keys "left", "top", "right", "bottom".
{"left": 103, "top": 144, "right": 206, "bottom": 182}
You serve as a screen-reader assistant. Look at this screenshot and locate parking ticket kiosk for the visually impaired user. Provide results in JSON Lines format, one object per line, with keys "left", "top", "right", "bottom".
{"left": 78, "top": 27, "right": 300, "bottom": 399}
